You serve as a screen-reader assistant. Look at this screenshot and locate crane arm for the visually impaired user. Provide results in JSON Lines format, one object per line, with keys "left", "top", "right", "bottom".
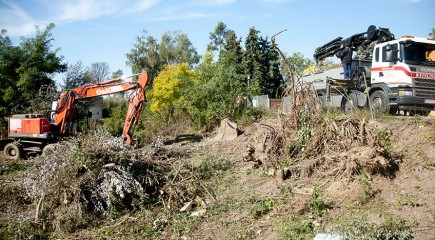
{"left": 313, "top": 25, "right": 394, "bottom": 62}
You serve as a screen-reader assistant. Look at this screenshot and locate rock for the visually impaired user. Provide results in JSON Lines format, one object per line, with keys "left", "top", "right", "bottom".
{"left": 275, "top": 169, "right": 285, "bottom": 183}
{"left": 210, "top": 119, "right": 240, "bottom": 142}
{"left": 190, "top": 209, "right": 206, "bottom": 217}
{"left": 180, "top": 200, "right": 193, "bottom": 212}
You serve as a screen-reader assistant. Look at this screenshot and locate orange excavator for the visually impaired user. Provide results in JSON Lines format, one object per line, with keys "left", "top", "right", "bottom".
{"left": 1, "top": 70, "right": 150, "bottom": 160}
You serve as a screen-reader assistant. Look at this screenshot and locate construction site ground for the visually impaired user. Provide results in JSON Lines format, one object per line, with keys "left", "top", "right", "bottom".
{"left": 0, "top": 114, "right": 434, "bottom": 239}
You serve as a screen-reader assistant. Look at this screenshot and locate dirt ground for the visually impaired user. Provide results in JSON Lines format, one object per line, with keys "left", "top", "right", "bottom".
{"left": 147, "top": 115, "right": 435, "bottom": 239}
{"left": 1, "top": 115, "right": 434, "bottom": 239}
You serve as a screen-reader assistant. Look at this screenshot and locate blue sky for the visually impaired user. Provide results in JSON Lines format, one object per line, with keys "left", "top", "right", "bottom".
{"left": 1, "top": 0, "right": 434, "bottom": 83}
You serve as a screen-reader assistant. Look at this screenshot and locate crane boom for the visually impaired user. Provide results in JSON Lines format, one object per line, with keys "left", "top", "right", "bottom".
{"left": 313, "top": 25, "right": 394, "bottom": 62}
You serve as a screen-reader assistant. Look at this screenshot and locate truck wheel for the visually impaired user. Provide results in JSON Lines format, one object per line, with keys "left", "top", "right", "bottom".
{"left": 341, "top": 93, "right": 357, "bottom": 113}
{"left": 42, "top": 144, "right": 56, "bottom": 156}
{"left": 3, "top": 143, "right": 22, "bottom": 160}
{"left": 369, "top": 90, "right": 389, "bottom": 114}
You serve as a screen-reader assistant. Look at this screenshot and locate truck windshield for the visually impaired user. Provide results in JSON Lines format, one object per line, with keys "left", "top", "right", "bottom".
{"left": 403, "top": 43, "right": 435, "bottom": 66}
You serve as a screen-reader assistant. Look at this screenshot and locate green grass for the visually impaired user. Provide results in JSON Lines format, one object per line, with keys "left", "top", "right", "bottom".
{"left": 333, "top": 213, "right": 412, "bottom": 240}
{"left": 276, "top": 216, "right": 314, "bottom": 240}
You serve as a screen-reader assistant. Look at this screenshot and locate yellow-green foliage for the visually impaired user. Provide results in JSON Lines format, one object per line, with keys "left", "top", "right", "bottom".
{"left": 148, "top": 63, "right": 196, "bottom": 113}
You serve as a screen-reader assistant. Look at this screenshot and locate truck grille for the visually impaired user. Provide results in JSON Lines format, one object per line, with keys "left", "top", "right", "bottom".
{"left": 413, "top": 78, "right": 435, "bottom": 98}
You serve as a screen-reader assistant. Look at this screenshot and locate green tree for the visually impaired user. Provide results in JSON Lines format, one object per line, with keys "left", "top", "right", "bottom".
{"left": 0, "top": 29, "right": 22, "bottom": 118}
{"left": 62, "top": 61, "right": 86, "bottom": 89}
{"left": 429, "top": 28, "right": 435, "bottom": 38}
{"left": 159, "top": 31, "right": 200, "bottom": 67}
{"left": 111, "top": 69, "right": 123, "bottom": 79}
{"left": 126, "top": 30, "right": 199, "bottom": 86}
{"left": 187, "top": 31, "right": 247, "bottom": 128}
{"left": 207, "top": 21, "right": 231, "bottom": 53}
{"left": 0, "top": 24, "right": 66, "bottom": 117}
{"left": 243, "top": 27, "right": 282, "bottom": 97}
{"left": 285, "top": 52, "right": 314, "bottom": 79}
{"left": 126, "top": 30, "right": 160, "bottom": 83}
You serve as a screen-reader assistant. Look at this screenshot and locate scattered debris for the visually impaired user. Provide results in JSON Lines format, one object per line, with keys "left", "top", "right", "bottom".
{"left": 180, "top": 200, "right": 193, "bottom": 213}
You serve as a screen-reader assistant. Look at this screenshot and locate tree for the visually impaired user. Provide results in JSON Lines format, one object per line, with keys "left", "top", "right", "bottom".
{"left": 0, "top": 29, "right": 22, "bottom": 118}
{"left": 126, "top": 30, "right": 199, "bottom": 86}
{"left": 111, "top": 69, "right": 123, "bottom": 79}
{"left": 159, "top": 31, "right": 200, "bottom": 67}
{"left": 0, "top": 24, "right": 66, "bottom": 117}
{"left": 88, "top": 61, "right": 110, "bottom": 83}
{"left": 207, "top": 22, "right": 231, "bottom": 52}
{"left": 17, "top": 24, "right": 66, "bottom": 105}
{"left": 187, "top": 31, "right": 247, "bottom": 128}
{"left": 126, "top": 30, "right": 160, "bottom": 82}
{"left": 429, "top": 28, "right": 435, "bottom": 38}
{"left": 62, "top": 61, "right": 86, "bottom": 89}
{"left": 285, "top": 52, "right": 314, "bottom": 79}
{"left": 243, "top": 27, "right": 282, "bottom": 97}
{"left": 148, "top": 63, "right": 195, "bottom": 113}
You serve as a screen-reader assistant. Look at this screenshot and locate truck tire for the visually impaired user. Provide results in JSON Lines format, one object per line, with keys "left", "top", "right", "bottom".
{"left": 341, "top": 93, "right": 357, "bottom": 113}
{"left": 42, "top": 144, "right": 56, "bottom": 156}
{"left": 369, "top": 90, "right": 390, "bottom": 114}
{"left": 3, "top": 142, "right": 22, "bottom": 160}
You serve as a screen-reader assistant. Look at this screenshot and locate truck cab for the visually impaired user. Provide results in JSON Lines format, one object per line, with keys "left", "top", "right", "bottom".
{"left": 370, "top": 36, "right": 435, "bottom": 114}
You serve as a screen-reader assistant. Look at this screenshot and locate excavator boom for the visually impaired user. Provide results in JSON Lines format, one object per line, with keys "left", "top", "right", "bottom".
{"left": 54, "top": 70, "right": 150, "bottom": 144}
{"left": 122, "top": 71, "right": 149, "bottom": 145}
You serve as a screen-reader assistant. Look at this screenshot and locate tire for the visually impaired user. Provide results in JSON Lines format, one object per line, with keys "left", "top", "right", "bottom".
{"left": 42, "top": 144, "right": 56, "bottom": 156}
{"left": 341, "top": 93, "right": 357, "bottom": 113}
{"left": 3, "top": 143, "right": 22, "bottom": 160}
{"left": 369, "top": 90, "right": 390, "bottom": 114}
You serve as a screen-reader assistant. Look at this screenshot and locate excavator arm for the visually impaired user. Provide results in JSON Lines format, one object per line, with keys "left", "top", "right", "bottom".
{"left": 121, "top": 71, "right": 148, "bottom": 145}
{"left": 53, "top": 70, "right": 150, "bottom": 144}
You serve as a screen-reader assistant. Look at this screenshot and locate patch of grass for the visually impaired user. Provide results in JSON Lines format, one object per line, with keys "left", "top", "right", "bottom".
{"left": 213, "top": 196, "right": 239, "bottom": 214}
{"left": 333, "top": 214, "right": 412, "bottom": 240}
{"left": 171, "top": 214, "right": 198, "bottom": 235}
{"left": 425, "top": 133, "right": 435, "bottom": 143}
{"left": 355, "top": 171, "right": 374, "bottom": 205}
{"left": 393, "top": 198, "right": 420, "bottom": 207}
{"left": 377, "top": 128, "right": 393, "bottom": 158}
{"left": 308, "top": 185, "right": 327, "bottom": 217}
{"left": 0, "top": 162, "right": 28, "bottom": 176}
{"left": 249, "top": 197, "right": 275, "bottom": 219}
{"left": 276, "top": 216, "right": 314, "bottom": 240}
{"left": 0, "top": 219, "right": 49, "bottom": 240}
{"left": 194, "top": 156, "right": 233, "bottom": 180}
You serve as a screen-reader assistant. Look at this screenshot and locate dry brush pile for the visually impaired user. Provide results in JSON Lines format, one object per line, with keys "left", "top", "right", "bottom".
{"left": 1, "top": 129, "right": 218, "bottom": 239}
{"left": 243, "top": 86, "right": 399, "bottom": 181}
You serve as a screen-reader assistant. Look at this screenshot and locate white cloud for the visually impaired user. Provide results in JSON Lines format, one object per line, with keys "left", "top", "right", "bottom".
{"left": 56, "top": 0, "right": 120, "bottom": 21}
{"left": 132, "top": 0, "right": 160, "bottom": 12}
{"left": 189, "top": 0, "right": 236, "bottom": 7}
{"left": 261, "top": 0, "right": 288, "bottom": 3}
{"left": 56, "top": 0, "right": 160, "bottom": 21}
{"left": 153, "top": 12, "right": 210, "bottom": 22}
{"left": 0, "top": 0, "right": 160, "bottom": 37}
{"left": 0, "top": 0, "right": 48, "bottom": 36}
